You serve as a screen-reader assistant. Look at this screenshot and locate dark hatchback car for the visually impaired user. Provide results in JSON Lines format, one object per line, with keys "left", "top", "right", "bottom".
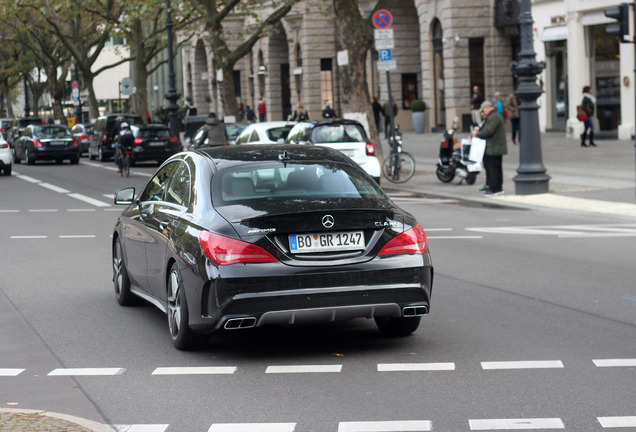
{"left": 9, "top": 117, "right": 44, "bottom": 146}
{"left": 112, "top": 145, "right": 433, "bottom": 350}
{"left": 13, "top": 124, "right": 79, "bottom": 165}
{"left": 128, "top": 124, "right": 181, "bottom": 164}
{"left": 89, "top": 114, "right": 142, "bottom": 161}
{"left": 70, "top": 123, "right": 94, "bottom": 156}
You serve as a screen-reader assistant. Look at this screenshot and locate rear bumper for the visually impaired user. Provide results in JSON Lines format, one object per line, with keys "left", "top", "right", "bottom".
{"left": 132, "top": 147, "right": 178, "bottom": 162}
{"left": 33, "top": 147, "right": 79, "bottom": 160}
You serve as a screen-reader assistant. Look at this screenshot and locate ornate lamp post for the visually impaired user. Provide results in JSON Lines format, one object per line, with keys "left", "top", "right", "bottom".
{"left": 165, "top": 0, "right": 181, "bottom": 139}
{"left": 510, "top": 0, "right": 550, "bottom": 194}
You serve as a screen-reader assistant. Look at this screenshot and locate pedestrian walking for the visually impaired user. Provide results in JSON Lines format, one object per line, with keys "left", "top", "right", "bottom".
{"left": 290, "top": 102, "right": 309, "bottom": 121}
{"left": 493, "top": 92, "right": 506, "bottom": 118}
{"left": 322, "top": 102, "right": 337, "bottom": 119}
{"left": 383, "top": 100, "right": 398, "bottom": 139}
{"left": 471, "top": 86, "right": 484, "bottom": 126}
{"left": 473, "top": 101, "right": 507, "bottom": 196}
{"left": 238, "top": 102, "right": 246, "bottom": 122}
{"left": 505, "top": 92, "right": 520, "bottom": 145}
{"left": 245, "top": 105, "right": 256, "bottom": 122}
{"left": 372, "top": 96, "right": 382, "bottom": 133}
{"left": 578, "top": 86, "right": 596, "bottom": 147}
{"left": 196, "top": 112, "right": 228, "bottom": 147}
{"left": 258, "top": 98, "right": 266, "bottom": 122}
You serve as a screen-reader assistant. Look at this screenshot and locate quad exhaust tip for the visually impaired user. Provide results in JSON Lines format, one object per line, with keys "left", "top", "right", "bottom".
{"left": 224, "top": 317, "right": 257, "bottom": 330}
{"left": 402, "top": 306, "right": 428, "bottom": 317}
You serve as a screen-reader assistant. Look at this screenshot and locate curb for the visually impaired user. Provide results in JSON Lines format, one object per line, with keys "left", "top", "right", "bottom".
{"left": 0, "top": 409, "right": 114, "bottom": 432}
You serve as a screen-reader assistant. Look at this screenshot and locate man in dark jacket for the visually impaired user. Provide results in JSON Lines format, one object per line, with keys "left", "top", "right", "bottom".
{"left": 196, "top": 113, "right": 228, "bottom": 147}
{"left": 474, "top": 101, "right": 507, "bottom": 196}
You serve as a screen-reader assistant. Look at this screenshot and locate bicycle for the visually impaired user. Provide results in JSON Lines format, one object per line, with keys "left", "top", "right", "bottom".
{"left": 382, "top": 125, "right": 415, "bottom": 183}
{"left": 118, "top": 146, "right": 132, "bottom": 177}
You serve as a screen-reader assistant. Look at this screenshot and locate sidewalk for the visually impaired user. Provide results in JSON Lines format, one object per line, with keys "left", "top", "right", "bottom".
{"left": 380, "top": 129, "right": 636, "bottom": 218}
{"left": 0, "top": 409, "right": 114, "bottom": 432}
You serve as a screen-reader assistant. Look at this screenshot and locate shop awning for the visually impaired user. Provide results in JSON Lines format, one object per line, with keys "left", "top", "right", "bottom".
{"left": 542, "top": 26, "right": 568, "bottom": 42}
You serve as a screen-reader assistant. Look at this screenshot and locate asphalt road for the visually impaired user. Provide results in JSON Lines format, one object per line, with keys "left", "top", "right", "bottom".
{"left": 1, "top": 156, "right": 635, "bottom": 431}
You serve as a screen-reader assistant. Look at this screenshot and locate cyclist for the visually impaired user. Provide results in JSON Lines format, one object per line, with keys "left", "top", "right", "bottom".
{"left": 115, "top": 122, "right": 134, "bottom": 173}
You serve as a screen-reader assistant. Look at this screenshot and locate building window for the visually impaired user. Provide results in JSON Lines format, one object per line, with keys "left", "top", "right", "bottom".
{"left": 320, "top": 58, "right": 333, "bottom": 105}
{"left": 233, "top": 70, "right": 241, "bottom": 100}
{"left": 402, "top": 74, "right": 418, "bottom": 109}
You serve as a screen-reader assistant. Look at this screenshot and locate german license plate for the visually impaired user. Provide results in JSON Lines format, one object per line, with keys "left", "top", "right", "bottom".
{"left": 289, "top": 231, "right": 365, "bottom": 254}
{"left": 149, "top": 141, "right": 164, "bottom": 147}
{"left": 52, "top": 141, "right": 67, "bottom": 146}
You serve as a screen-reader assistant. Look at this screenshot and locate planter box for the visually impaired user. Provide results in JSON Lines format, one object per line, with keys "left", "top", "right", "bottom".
{"left": 412, "top": 111, "right": 426, "bottom": 134}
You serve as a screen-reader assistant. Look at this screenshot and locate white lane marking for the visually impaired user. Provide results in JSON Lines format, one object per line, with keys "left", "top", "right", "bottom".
{"left": 0, "top": 210, "right": 19, "bottom": 213}
{"left": 39, "top": 182, "right": 70, "bottom": 193}
{"left": 104, "top": 208, "right": 124, "bottom": 212}
{"left": 103, "top": 194, "right": 115, "bottom": 200}
{"left": 422, "top": 228, "right": 452, "bottom": 232}
{"left": 481, "top": 360, "right": 564, "bottom": 370}
{"left": 593, "top": 359, "right": 636, "bottom": 367}
{"left": 67, "top": 193, "right": 111, "bottom": 207}
{"left": 152, "top": 366, "right": 236, "bottom": 375}
{"left": 67, "top": 208, "right": 96, "bottom": 212}
{"left": 378, "top": 363, "right": 455, "bottom": 372}
{"left": 338, "top": 420, "right": 432, "bottom": 431}
{"left": 48, "top": 368, "right": 125, "bottom": 376}
{"left": 208, "top": 423, "right": 296, "bottom": 432}
{"left": 0, "top": 368, "right": 25, "bottom": 376}
{"left": 28, "top": 209, "right": 58, "bottom": 212}
{"left": 114, "top": 425, "right": 169, "bottom": 432}
{"left": 598, "top": 417, "right": 636, "bottom": 428}
{"left": 467, "top": 223, "right": 636, "bottom": 238}
{"left": 15, "top": 174, "right": 40, "bottom": 183}
{"left": 59, "top": 235, "right": 97, "bottom": 239}
{"left": 265, "top": 365, "right": 342, "bottom": 373}
{"left": 469, "top": 418, "right": 564, "bottom": 430}
{"left": 427, "top": 236, "right": 482, "bottom": 239}
{"left": 10, "top": 235, "right": 48, "bottom": 239}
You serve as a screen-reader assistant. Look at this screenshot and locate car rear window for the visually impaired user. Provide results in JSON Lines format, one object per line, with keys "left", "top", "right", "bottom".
{"left": 265, "top": 126, "right": 293, "bottom": 142}
{"left": 312, "top": 124, "right": 366, "bottom": 143}
{"left": 137, "top": 128, "right": 170, "bottom": 139}
{"left": 213, "top": 161, "right": 385, "bottom": 211}
{"left": 34, "top": 126, "right": 72, "bottom": 137}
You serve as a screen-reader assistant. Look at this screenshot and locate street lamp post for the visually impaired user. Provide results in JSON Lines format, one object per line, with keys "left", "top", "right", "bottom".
{"left": 510, "top": 0, "right": 550, "bottom": 195}
{"left": 23, "top": 74, "right": 30, "bottom": 117}
{"left": 165, "top": 0, "right": 181, "bottom": 139}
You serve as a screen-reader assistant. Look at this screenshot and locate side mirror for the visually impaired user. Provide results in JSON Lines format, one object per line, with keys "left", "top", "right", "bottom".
{"left": 114, "top": 187, "right": 136, "bottom": 205}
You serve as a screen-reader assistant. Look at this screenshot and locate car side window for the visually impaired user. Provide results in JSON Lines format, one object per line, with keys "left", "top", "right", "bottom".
{"left": 139, "top": 162, "right": 178, "bottom": 203}
{"left": 286, "top": 126, "right": 299, "bottom": 143}
{"left": 164, "top": 162, "right": 191, "bottom": 207}
{"left": 249, "top": 130, "right": 259, "bottom": 143}
{"left": 236, "top": 132, "right": 250, "bottom": 145}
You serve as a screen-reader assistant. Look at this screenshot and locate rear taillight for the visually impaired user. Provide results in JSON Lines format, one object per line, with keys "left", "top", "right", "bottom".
{"left": 0, "top": 143, "right": 8, "bottom": 149}
{"left": 72, "top": 139, "right": 78, "bottom": 146}
{"left": 33, "top": 140, "right": 42, "bottom": 147}
{"left": 199, "top": 231, "right": 277, "bottom": 265}
{"left": 378, "top": 224, "right": 427, "bottom": 256}
{"left": 366, "top": 142, "right": 376, "bottom": 155}
{"left": 169, "top": 137, "right": 178, "bottom": 145}
{"left": 134, "top": 138, "right": 143, "bottom": 145}
{"left": 102, "top": 131, "right": 107, "bottom": 143}
{"left": 80, "top": 134, "right": 89, "bottom": 140}
{"left": 0, "top": 128, "right": 5, "bottom": 132}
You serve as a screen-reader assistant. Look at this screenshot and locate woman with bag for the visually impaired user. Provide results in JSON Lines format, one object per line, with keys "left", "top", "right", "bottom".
{"left": 505, "top": 92, "right": 520, "bottom": 145}
{"left": 579, "top": 86, "right": 596, "bottom": 147}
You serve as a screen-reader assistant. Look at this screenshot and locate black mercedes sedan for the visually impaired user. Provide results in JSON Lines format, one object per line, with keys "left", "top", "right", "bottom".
{"left": 112, "top": 145, "right": 433, "bottom": 350}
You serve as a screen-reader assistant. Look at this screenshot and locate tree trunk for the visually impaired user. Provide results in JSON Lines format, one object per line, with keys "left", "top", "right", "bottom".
{"left": 82, "top": 73, "right": 99, "bottom": 119}
{"left": 334, "top": 0, "right": 384, "bottom": 161}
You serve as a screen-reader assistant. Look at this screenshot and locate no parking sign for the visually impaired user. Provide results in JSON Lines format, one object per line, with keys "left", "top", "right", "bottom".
{"left": 372, "top": 9, "right": 393, "bottom": 29}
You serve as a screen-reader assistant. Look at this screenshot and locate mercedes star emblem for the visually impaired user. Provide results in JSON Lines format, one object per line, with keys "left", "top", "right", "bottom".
{"left": 322, "top": 215, "right": 335, "bottom": 229}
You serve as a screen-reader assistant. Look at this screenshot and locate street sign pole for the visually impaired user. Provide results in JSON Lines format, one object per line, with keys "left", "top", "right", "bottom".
{"left": 373, "top": 9, "right": 396, "bottom": 144}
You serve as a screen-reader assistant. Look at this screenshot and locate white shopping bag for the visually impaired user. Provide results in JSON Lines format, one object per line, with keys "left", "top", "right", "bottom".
{"left": 467, "top": 137, "right": 486, "bottom": 163}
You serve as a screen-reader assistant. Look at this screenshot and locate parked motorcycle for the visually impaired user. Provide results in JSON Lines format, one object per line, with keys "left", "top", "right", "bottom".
{"left": 435, "top": 117, "right": 482, "bottom": 185}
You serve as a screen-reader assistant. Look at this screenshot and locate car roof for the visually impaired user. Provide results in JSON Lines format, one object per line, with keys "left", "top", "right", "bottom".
{"left": 192, "top": 143, "right": 353, "bottom": 170}
{"left": 243, "top": 121, "right": 296, "bottom": 131}
{"left": 301, "top": 119, "right": 363, "bottom": 127}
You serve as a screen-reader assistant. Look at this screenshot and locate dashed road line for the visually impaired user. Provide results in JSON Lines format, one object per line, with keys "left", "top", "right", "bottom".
{"left": 469, "top": 418, "right": 564, "bottom": 430}
{"left": 39, "top": 182, "right": 70, "bottom": 193}
{"left": 481, "top": 360, "right": 564, "bottom": 370}
{"left": 67, "top": 192, "right": 111, "bottom": 207}
{"left": 593, "top": 359, "right": 636, "bottom": 367}
{"left": 10, "top": 235, "right": 48, "bottom": 239}
{"left": 152, "top": 366, "right": 237, "bottom": 375}
{"left": 13, "top": 171, "right": 112, "bottom": 207}
{"left": 114, "top": 425, "right": 169, "bottom": 432}
{"left": 28, "top": 209, "right": 58, "bottom": 212}
{"left": 338, "top": 420, "right": 432, "bottom": 431}
{"left": 598, "top": 416, "right": 636, "bottom": 428}
{"left": 377, "top": 362, "right": 455, "bottom": 372}
{"left": 59, "top": 235, "right": 97, "bottom": 239}
{"left": 208, "top": 423, "right": 296, "bottom": 432}
{"left": 0, "top": 369, "right": 24, "bottom": 376}
{"left": 48, "top": 368, "right": 125, "bottom": 376}
{"left": 265, "top": 365, "right": 342, "bottom": 373}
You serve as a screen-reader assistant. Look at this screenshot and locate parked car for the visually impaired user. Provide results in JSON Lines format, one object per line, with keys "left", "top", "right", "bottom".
{"left": 234, "top": 121, "right": 295, "bottom": 145}
{"left": 70, "top": 123, "right": 94, "bottom": 156}
{"left": 112, "top": 144, "right": 433, "bottom": 350}
{"left": 286, "top": 119, "right": 382, "bottom": 183}
{"left": 13, "top": 124, "right": 79, "bottom": 165}
{"left": 9, "top": 117, "right": 44, "bottom": 147}
{"left": 187, "top": 122, "right": 248, "bottom": 150}
{"left": 127, "top": 124, "right": 181, "bottom": 164}
{"left": 0, "top": 118, "right": 13, "bottom": 141}
{"left": 0, "top": 135, "right": 12, "bottom": 175}
{"left": 89, "top": 114, "right": 142, "bottom": 161}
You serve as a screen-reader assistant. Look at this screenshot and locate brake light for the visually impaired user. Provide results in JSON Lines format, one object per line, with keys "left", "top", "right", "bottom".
{"left": 378, "top": 224, "right": 427, "bottom": 256}
{"left": 0, "top": 143, "right": 8, "bottom": 149}
{"left": 72, "top": 139, "right": 78, "bottom": 146}
{"left": 200, "top": 231, "right": 276, "bottom": 265}
{"left": 102, "top": 131, "right": 107, "bottom": 143}
{"left": 33, "top": 140, "right": 42, "bottom": 147}
{"left": 0, "top": 128, "right": 5, "bottom": 132}
{"left": 80, "top": 134, "right": 89, "bottom": 140}
{"left": 134, "top": 138, "right": 143, "bottom": 145}
{"left": 169, "top": 137, "right": 178, "bottom": 145}
{"left": 366, "top": 142, "right": 375, "bottom": 155}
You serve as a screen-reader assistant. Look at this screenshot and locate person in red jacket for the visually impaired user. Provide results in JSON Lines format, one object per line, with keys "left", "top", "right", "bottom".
{"left": 258, "top": 98, "right": 266, "bottom": 122}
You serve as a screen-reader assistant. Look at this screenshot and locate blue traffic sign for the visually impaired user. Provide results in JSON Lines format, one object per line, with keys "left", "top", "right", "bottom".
{"left": 379, "top": 49, "right": 392, "bottom": 61}
{"left": 373, "top": 9, "right": 393, "bottom": 29}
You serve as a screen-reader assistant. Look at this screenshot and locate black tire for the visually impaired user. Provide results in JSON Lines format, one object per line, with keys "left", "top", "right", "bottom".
{"left": 167, "top": 263, "right": 205, "bottom": 350}
{"left": 25, "top": 149, "right": 35, "bottom": 165}
{"left": 89, "top": 151, "right": 96, "bottom": 160}
{"left": 70, "top": 156, "right": 80, "bottom": 165}
{"left": 465, "top": 172, "right": 477, "bottom": 185}
{"left": 113, "top": 238, "right": 138, "bottom": 306}
{"left": 3, "top": 165, "right": 11, "bottom": 176}
{"left": 13, "top": 148, "right": 21, "bottom": 163}
{"left": 123, "top": 156, "right": 130, "bottom": 177}
{"left": 382, "top": 152, "right": 416, "bottom": 184}
{"left": 98, "top": 146, "right": 107, "bottom": 162}
{"left": 55, "top": 158, "right": 63, "bottom": 164}
{"left": 375, "top": 316, "right": 421, "bottom": 336}
{"left": 436, "top": 165, "right": 455, "bottom": 183}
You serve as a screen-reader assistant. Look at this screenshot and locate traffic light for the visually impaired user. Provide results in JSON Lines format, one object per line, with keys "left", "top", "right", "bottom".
{"left": 605, "top": 3, "right": 631, "bottom": 43}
